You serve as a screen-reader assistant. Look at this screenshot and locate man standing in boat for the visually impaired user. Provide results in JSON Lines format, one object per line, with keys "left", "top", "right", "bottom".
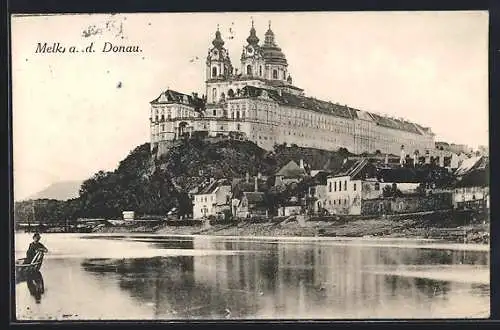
{"left": 24, "top": 232, "right": 48, "bottom": 264}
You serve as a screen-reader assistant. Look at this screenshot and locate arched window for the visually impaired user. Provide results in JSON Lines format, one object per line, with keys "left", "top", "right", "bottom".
{"left": 228, "top": 89, "right": 235, "bottom": 98}
{"left": 273, "top": 69, "right": 278, "bottom": 79}
{"left": 247, "top": 65, "right": 252, "bottom": 76}
{"left": 236, "top": 111, "right": 240, "bottom": 119}
{"left": 259, "top": 66, "right": 263, "bottom": 76}
{"left": 212, "top": 88, "right": 217, "bottom": 102}
{"left": 212, "top": 67, "right": 218, "bottom": 78}
{"left": 237, "top": 124, "right": 241, "bottom": 130}
{"left": 283, "top": 71, "right": 286, "bottom": 79}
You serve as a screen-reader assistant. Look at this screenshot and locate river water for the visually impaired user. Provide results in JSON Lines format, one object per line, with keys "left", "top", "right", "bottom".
{"left": 14, "top": 233, "right": 490, "bottom": 320}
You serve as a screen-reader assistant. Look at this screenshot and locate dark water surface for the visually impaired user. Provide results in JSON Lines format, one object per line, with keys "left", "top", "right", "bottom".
{"left": 14, "top": 233, "right": 489, "bottom": 320}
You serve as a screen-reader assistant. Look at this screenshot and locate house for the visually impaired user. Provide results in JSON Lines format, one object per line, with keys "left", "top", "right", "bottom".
{"left": 324, "top": 158, "right": 422, "bottom": 215}
{"left": 454, "top": 155, "right": 486, "bottom": 177}
{"left": 235, "top": 191, "right": 268, "bottom": 218}
{"left": 307, "top": 171, "right": 330, "bottom": 214}
{"left": 274, "top": 160, "right": 307, "bottom": 186}
{"left": 277, "top": 200, "right": 303, "bottom": 217}
{"left": 325, "top": 158, "right": 372, "bottom": 215}
{"left": 453, "top": 156, "right": 489, "bottom": 211}
{"left": 193, "top": 179, "right": 232, "bottom": 219}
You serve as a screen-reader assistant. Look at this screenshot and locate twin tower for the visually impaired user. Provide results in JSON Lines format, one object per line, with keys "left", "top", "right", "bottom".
{"left": 205, "top": 21, "right": 296, "bottom": 104}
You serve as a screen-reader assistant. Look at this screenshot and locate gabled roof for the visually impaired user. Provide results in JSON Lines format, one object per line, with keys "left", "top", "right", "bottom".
{"left": 331, "top": 158, "right": 369, "bottom": 178}
{"left": 196, "top": 179, "right": 230, "bottom": 195}
{"left": 150, "top": 89, "right": 205, "bottom": 111}
{"left": 276, "top": 160, "right": 306, "bottom": 178}
{"left": 454, "top": 156, "right": 488, "bottom": 176}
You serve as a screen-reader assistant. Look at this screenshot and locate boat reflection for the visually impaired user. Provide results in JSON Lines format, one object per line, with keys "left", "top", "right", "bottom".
{"left": 26, "top": 271, "right": 45, "bottom": 304}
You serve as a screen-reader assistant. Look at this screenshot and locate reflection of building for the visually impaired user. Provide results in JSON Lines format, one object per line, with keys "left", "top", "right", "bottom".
{"left": 150, "top": 23, "right": 435, "bottom": 156}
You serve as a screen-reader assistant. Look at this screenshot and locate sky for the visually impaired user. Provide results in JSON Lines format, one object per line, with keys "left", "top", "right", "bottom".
{"left": 11, "top": 11, "right": 489, "bottom": 201}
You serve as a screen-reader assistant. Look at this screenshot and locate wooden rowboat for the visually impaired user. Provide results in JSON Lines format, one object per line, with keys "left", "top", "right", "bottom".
{"left": 15, "top": 251, "right": 44, "bottom": 278}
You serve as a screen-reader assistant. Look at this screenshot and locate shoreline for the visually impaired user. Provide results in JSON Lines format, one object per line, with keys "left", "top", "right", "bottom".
{"left": 38, "top": 216, "right": 488, "bottom": 245}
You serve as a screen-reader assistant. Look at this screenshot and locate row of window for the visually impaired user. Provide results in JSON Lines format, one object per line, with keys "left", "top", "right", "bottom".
{"left": 195, "top": 195, "right": 214, "bottom": 203}
{"left": 152, "top": 106, "right": 193, "bottom": 118}
{"left": 326, "top": 199, "right": 348, "bottom": 206}
{"left": 243, "top": 64, "right": 287, "bottom": 79}
{"left": 328, "top": 180, "right": 354, "bottom": 192}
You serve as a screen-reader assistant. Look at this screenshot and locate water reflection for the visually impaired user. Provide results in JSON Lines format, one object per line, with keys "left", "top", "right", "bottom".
{"left": 80, "top": 236, "right": 489, "bottom": 319}
{"left": 26, "top": 271, "right": 45, "bottom": 304}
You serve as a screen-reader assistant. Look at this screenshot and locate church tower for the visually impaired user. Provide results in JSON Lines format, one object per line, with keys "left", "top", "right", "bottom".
{"left": 206, "top": 25, "right": 233, "bottom": 104}
{"left": 261, "top": 21, "right": 289, "bottom": 83}
{"left": 240, "top": 20, "right": 266, "bottom": 79}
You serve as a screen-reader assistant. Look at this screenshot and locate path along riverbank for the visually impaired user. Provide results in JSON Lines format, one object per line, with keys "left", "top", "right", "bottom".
{"left": 95, "top": 212, "right": 490, "bottom": 245}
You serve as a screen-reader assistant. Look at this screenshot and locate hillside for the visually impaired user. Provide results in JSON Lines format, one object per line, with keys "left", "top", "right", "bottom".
{"left": 156, "top": 139, "right": 352, "bottom": 194}
{"left": 14, "top": 139, "right": 362, "bottom": 223}
{"left": 26, "top": 180, "right": 83, "bottom": 201}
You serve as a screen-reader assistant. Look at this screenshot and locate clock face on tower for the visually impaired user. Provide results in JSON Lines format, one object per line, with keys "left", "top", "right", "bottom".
{"left": 247, "top": 46, "right": 253, "bottom": 55}
{"left": 212, "top": 49, "right": 219, "bottom": 58}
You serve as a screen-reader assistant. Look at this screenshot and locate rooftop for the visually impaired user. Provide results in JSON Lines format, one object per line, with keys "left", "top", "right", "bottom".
{"left": 152, "top": 82, "right": 432, "bottom": 135}
{"left": 239, "top": 86, "right": 429, "bottom": 134}
{"left": 276, "top": 160, "right": 307, "bottom": 178}
{"left": 196, "top": 179, "right": 230, "bottom": 195}
{"left": 150, "top": 89, "right": 205, "bottom": 112}
{"left": 454, "top": 156, "right": 488, "bottom": 177}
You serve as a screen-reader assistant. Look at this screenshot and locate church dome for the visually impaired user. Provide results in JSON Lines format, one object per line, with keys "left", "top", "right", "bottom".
{"left": 261, "top": 23, "right": 287, "bottom": 65}
{"left": 246, "top": 21, "right": 259, "bottom": 45}
{"left": 262, "top": 46, "right": 287, "bottom": 63}
{"left": 212, "top": 26, "right": 225, "bottom": 48}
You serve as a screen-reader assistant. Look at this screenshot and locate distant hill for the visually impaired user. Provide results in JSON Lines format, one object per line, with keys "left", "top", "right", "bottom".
{"left": 27, "top": 180, "right": 83, "bottom": 201}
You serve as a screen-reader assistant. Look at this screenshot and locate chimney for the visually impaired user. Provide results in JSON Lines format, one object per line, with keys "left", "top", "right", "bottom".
{"left": 254, "top": 176, "right": 258, "bottom": 192}
{"left": 245, "top": 172, "right": 250, "bottom": 183}
{"left": 257, "top": 172, "right": 262, "bottom": 179}
{"left": 299, "top": 159, "right": 304, "bottom": 169}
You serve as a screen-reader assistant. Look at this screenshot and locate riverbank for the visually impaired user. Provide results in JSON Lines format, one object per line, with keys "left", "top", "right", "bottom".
{"left": 94, "top": 213, "right": 490, "bottom": 244}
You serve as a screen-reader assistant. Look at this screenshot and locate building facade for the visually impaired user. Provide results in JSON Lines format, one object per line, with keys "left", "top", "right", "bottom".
{"left": 150, "top": 22, "right": 435, "bottom": 156}
{"left": 192, "top": 180, "right": 232, "bottom": 219}
{"left": 323, "top": 158, "right": 422, "bottom": 215}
